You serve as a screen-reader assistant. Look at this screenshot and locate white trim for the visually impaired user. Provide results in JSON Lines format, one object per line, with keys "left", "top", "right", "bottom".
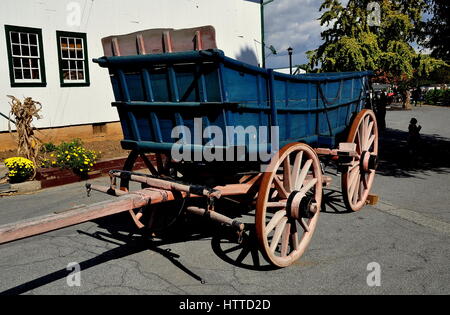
{"left": 59, "top": 35, "right": 86, "bottom": 82}
{"left": 8, "top": 29, "right": 43, "bottom": 82}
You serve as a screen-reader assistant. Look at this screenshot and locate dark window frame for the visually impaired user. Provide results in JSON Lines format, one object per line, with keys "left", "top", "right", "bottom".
{"left": 56, "top": 30, "right": 90, "bottom": 87}
{"left": 4, "top": 25, "right": 47, "bottom": 87}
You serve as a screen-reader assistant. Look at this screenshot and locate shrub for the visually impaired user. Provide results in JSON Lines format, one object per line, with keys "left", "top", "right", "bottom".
{"left": 424, "top": 89, "right": 450, "bottom": 106}
{"left": 40, "top": 139, "right": 99, "bottom": 175}
{"left": 41, "top": 142, "right": 57, "bottom": 153}
{"left": 4, "top": 157, "right": 35, "bottom": 183}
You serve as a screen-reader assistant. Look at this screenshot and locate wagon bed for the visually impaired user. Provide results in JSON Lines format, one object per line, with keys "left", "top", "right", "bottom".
{"left": 94, "top": 48, "right": 371, "bottom": 155}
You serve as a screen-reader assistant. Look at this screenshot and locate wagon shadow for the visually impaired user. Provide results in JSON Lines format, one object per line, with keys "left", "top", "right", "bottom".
{"left": 0, "top": 214, "right": 209, "bottom": 295}
{"left": 95, "top": 209, "right": 278, "bottom": 272}
{"left": 321, "top": 188, "right": 351, "bottom": 214}
{"left": 211, "top": 225, "right": 277, "bottom": 271}
{"left": 377, "top": 128, "right": 450, "bottom": 177}
{"left": 0, "top": 207, "right": 273, "bottom": 295}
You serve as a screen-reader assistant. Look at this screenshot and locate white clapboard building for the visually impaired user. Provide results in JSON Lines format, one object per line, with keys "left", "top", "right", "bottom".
{"left": 0, "top": 0, "right": 262, "bottom": 138}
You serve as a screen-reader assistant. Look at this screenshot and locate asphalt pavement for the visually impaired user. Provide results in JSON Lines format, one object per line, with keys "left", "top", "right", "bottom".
{"left": 0, "top": 104, "right": 448, "bottom": 295}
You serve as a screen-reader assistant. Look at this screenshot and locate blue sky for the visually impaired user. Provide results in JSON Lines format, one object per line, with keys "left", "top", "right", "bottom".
{"left": 264, "top": 0, "right": 327, "bottom": 69}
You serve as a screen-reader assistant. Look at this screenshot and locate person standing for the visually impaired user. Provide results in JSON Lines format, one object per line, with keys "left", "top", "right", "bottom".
{"left": 408, "top": 117, "right": 422, "bottom": 155}
{"left": 377, "top": 90, "right": 387, "bottom": 131}
{"left": 412, "top": 88, "right": 421, "bottom": 106}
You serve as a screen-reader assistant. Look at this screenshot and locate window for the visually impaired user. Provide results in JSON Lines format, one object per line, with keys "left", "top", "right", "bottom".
{"left": 56, "top": 31, "right": 90, "bottom": 87}
{"left": 5, "top": 25, "right": 46, "bottom": 87}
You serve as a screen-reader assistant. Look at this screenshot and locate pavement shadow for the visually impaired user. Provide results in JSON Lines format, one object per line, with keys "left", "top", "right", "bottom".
{"left": 0, "top": 213, "right": 212, "bottom": 295}
{"left": 377, "top": 128, "right": 450, "bottom": 178}
{"left": 0, "top": 200, "right": 274, "bottom": 295}
{"left": 321, "top": 188, "right": 351, "bottom": 214}
{"left": 211, "top": 225, "right": 277, "bottom": 271}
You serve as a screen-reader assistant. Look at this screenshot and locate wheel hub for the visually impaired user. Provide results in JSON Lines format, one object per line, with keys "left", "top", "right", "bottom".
{"left": 360, "top": 151, "right": 378, "bottom": 172}
{"left": 286, "top": 191, "right": 317, "bottom": 220}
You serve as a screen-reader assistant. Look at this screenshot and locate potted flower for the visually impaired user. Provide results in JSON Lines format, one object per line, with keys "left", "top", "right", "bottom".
{"left": 4, "top": 157, "right": 35, "bottom": 183}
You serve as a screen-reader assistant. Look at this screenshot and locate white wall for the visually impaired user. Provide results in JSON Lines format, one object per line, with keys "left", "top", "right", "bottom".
{"left": 0, "top": 0, "right": 262, "bottom": 132}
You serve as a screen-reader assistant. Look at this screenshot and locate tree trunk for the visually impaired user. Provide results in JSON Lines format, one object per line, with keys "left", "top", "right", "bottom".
{"left": 403, "top": 90, "right": 412, "bottom": 110}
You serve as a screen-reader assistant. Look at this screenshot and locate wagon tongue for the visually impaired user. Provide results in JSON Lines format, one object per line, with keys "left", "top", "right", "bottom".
{"left": 0, "top": 187, "right": 173, "bottom": 245}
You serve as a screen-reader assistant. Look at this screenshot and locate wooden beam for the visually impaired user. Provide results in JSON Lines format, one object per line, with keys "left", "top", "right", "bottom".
{"left": 0, "top": 188, "right": 172, "bottom": 245}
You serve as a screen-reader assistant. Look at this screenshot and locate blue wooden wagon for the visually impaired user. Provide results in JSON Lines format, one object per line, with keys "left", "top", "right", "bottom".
{"left": 0, "top": 27, "right": 378, "bottom": 268}
{"left": 91, "top": 26, "right": 379, "bottom": 267}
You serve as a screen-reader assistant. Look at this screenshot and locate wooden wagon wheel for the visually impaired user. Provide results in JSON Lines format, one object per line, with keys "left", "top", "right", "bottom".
{"left": 256, "top": 143, "right": 323, "bottom": 267}
{"left": 341, "top": 109, "right": 378, "bottom": 211}
{"left": 119, "top": 151, "right": 182, "bottom": 232}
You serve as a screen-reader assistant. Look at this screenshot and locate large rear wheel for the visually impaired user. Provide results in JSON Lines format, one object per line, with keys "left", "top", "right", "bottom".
{"left": 341, "top": 109, "right": 378, "bottom": 211}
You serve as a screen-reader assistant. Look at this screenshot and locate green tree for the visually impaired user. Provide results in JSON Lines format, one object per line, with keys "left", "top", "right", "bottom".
{"left": 420, "top": 0, "right": 450, "bottom": 62}
{"left": 308, "top": 0, "right": 448, "bottom": 109}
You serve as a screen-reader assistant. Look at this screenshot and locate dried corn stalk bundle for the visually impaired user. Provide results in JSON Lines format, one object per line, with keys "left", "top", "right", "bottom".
{"left": 7, "top": 95, "right": 42, "bottom": 169}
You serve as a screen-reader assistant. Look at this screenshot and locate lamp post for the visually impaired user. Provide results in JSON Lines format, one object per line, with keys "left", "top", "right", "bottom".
{"left": 287, "top": 47, "right": 293, "bottom": 75}
{"left": 260, "top": 0, "right": 274, "bottom": 68}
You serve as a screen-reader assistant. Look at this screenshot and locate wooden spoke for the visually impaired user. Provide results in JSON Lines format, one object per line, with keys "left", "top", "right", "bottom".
{"left": 349, "top": 161, "right": 360, "bottom": 174}
{"left": 365, "top": 121, "right": 374, "bottom": 144}
{"left": 283, "top": 155, "right": 292, "bottom": 192}
{"left": 348, "top": 161, "right": 359, "bottom": 172}
{"left": 270, "top": 217, "right": 288, "bottom": 253}
{"left": 361, "top": 172, "right": 368, "bottom": 189}
{"left": 299, "top": 217, "right": 310, "bottom": 233}
{"left": 358, "top": 180, "right": 364, "bottom": 200}
{"left": 365, "top": 134, "right": 375, "bottom": 151}
{"left": 357, "top": 123, "right": 363, "bottom": 154}
{"left": 266, "top": 201, "right": 287, "bottom": 208}
{"left": 348, "top": 167, "right": 360, "bottom": 195}
{"left": 359, "top": 122, "right": 365, "bottom": 150}
{"left": 352, "top": 173, "right": 361, "bottom": 204}
{"left": 280, "top": 223, "right": 291, "bottom": 257}
{"left": 299, "top": 177, "right": 317, "bottom": 196}
{"left": 291, "top": 151, "right": 303, "bottom": 189}
{"left": 273, "top": 176, "right": 289, "bottom": 199}
{"left": 295, "top": 159, "right": 312, "bottom": 191}
{"left": 264, "top": 210, "right": 287, "bottom": 237}
{"left": 290, "top": 222, "right": 299, "bottom": 251}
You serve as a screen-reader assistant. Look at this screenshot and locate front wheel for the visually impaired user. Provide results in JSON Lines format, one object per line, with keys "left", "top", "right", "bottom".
{"left": 255, "top": 143, "right": 323, "bottom": 267}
